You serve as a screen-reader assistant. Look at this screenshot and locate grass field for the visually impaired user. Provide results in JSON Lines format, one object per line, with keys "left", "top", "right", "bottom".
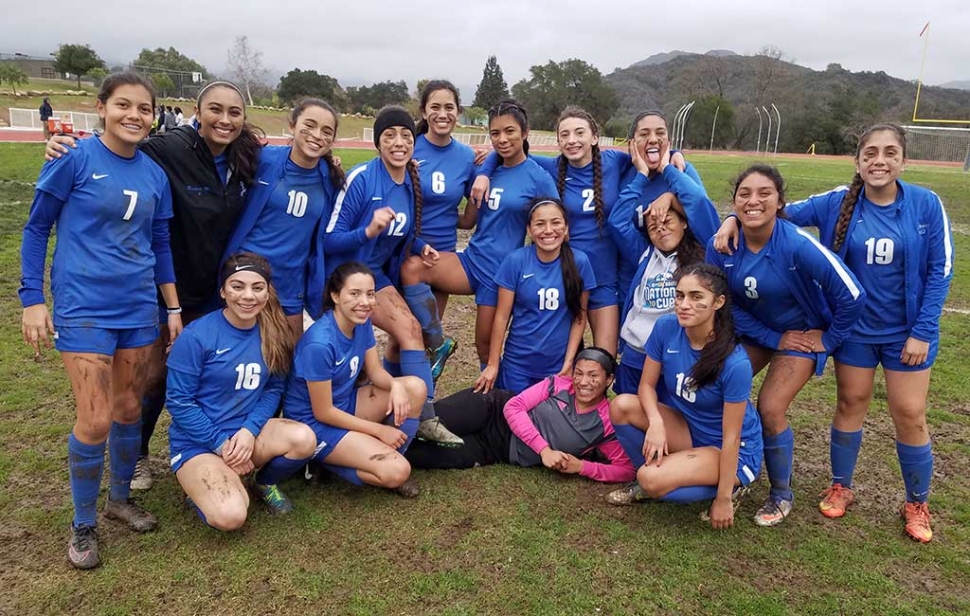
{"left": 2, "top": 144, "right": 969, "bottom": 615}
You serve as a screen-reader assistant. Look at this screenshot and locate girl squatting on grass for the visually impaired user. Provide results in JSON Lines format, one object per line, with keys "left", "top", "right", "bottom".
{"left": 607, "top": 264, "right": 763, "bottom": 529}
{"left": 718, "top": 125, "right": 953, "bottom": 542}
{"left": 21, "top": 73, "right": 180, "bottom": 569}
{"left": 323, "top": 106, "right": 461, "bottom": 446}
{"left": 45, "top": 80, "right": 264, "bottom": 492}
{"left": 475, "top": 198, "right": 595, "bottom": 395}
{"left": 707, "top": 165, "right": 866, "bottom": 527}
{"left": 167, "top": 253, "right": 316, "bottom": 528}
{"left": 283, "top": 263, "right": 427, "bottom": 498}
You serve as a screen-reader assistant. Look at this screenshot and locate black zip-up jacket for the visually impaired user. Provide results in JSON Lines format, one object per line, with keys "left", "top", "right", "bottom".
{"left": 139, "top": 126, "right": 248, "bottom": 311}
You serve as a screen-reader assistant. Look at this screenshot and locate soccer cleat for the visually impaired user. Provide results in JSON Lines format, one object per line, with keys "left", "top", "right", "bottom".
{"left": 68, "top": 524, "right": 100, "bottom": 570}
{"left": 394, "top": 478, "right": 421, "bottom": 499}
{"left": 753, "top": 495, "right": 793, "bottom": 527}
{"left": 700, "top": 485, "right": 751, "bottom": 522}
{"left": 429, "top": 337, "right": 458, "bottom": 383}
{"left": 253, "top": 483, "right": 294, "bottom": 515}
{"left": 818, "top": 483, "right": 855, "bottom": 519}
{"left": 103, "top": 498, "right": 157, "bottom": 532}
{"left": 605, "top": 482, "right": 649, "bottom": 506}
{"left": 902, "top": 501, "right": 933, "bottom": 543}
{"left": 416, "top": 417, "right": 464, "bottom": 447}
{"left": 129, "top": 456, "right": 153, "bottom": 491}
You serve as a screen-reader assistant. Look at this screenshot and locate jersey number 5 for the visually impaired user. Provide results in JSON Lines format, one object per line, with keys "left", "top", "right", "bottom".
{"left": 234, "top": 363, "right": 261, "bottom": 390}
{"left": 487, "top": 188, "right": 504, "bottom": 211}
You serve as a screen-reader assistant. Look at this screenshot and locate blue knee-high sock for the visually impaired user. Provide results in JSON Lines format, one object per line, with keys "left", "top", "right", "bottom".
{"left": 398, "top": 418, "right": 419, "bottom": 454}
{"left": 613, "top": 424, "right": 646, "bottom": 470}
{"left": 139, "top": 392, "right": 165, "bottom": 457}
{"left": 763, "top": 427, "right": 794, "bottom": 502}
{"left": 400, "top": 349, "right": 435, "bottom": 400}
{"left": 383, "top": 358, "right": 402, "bottom": 378}
{"left": 403, "top": 283, "right": 444, "bottom": 349}
{"left": 831, "top": 426, "right": 863, "bottom": 488}
{"left": 896, "top": 440, "right": 933, "bottom": 503}
{"left": 255, "top": 454, "right": 309, "bottom": 485}
{"left": 108, "top": 421, "right": 142, "bottom": 502}
{"left": 322, "top": 463, "right": 365, "bottom": 486}
{"left": 659, "top": 485, "right": 719, "bottom": 503}
{"left": 68, "top": 433, "right": 106, "bottom": 528}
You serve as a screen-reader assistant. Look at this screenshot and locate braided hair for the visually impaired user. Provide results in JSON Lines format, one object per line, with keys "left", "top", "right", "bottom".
{"left": 406, "top": 159, "right": 424, "bottom": 249}
{"left": 832, "top": 123, "right": 908, "bottom": 252}
{"left": 673, "top": 263, "right": 737, "bottom": 390}
{"left": 556, "top": 106, "right": 606, "bottom": 235}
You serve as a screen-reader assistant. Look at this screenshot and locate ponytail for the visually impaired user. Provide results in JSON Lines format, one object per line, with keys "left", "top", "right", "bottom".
{"left": 673, "top": 263, "right": 736, "bottom": 389}
{"left": 832, "top": 173, "right": 864, "bottom": 252}
{"left": 560, "top": 241, "right": 585, "bottom": 320}
{"left": 258, "top": 285, "right": 293, "bottom": 376}
{"left": 323, "top": 151, "right": 346, "bottom": 190}
{"left": 225, "top": 122, "right": 264, "bottom": 188}
{"left": 489, "top": 99, "right": 529, "bottom": 165}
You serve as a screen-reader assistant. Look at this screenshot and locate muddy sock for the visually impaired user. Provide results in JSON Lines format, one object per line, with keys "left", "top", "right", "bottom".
{"left": 400, "top": 349, "right": 434, "bottom": 400}
{"left": 897, "top": 440, "right": 933, "bottom": 503}
{"left": 764, "top": 427, "right": 794, "bottom": 502}
{"left": 69, "top": 433, "right": 105, "bottom": 528}
{"left": 108, "top": 420, "right": 141, "bottom": 502}
{"left": 403, "top": 283, "right": 443, "bottom": 349}
{"left": 830, "top": 426, "right": 863, "bottom": 488}
{"left": 255, "top": 454, "right": 308, "bottom": 486}
{"left": 398, "top": 418, "right": 419, "bottom": 454}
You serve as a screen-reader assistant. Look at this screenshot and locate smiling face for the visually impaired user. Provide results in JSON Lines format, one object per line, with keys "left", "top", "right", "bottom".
{"left": 646, "top": 208, "right": 687, "bottom": 253}
{"left": 221, "top": 270, "right": 269, "bottom": 327}
{"left": 489, "top": 114, "right": 527, "bottom": 164}
{"left": 290, "top": 104, "right": 336, "bottom": 167}
{"left": 331, "top": 272, "right": 376, "bottom": 325}
{"left": 422, "top": 88, "right": 459, "bottom": 141}
{"left": 528, "top": 203, "right": 568, "bottom": 255}
{"left": 97, "top": 84, "right": 154, "bottom": 154}
{"left": 855, "top": 129, "right": 906, "bottom": 192}
{"left": 572, "top": 359, "right": 610, "bottom": 405}
{"left": 674, "top": 274, "right": 725, "bottom": 330}
{"left": 196, "top": 86, "right": 245, "bottom": 153}
{"left": 633, "top": 114, "right": 668, "bottom": 170}
{"left": 378, "top": 126, "right": 414, "bottom": 172}
{"left": 733, "top": 172, "right": 783, "bottom": 234}
{"left": 557, "top": 117, "right": 596, "bottom": 167}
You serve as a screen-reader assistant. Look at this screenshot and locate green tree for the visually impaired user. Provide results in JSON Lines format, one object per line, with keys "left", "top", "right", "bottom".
{"left": 52, "top": 43, "right": 106, "bottom": 88}
{"left": 150, "top": 73, "right": 176, "bottom": 98}
{"left": 277, "top": 69, "right": 342, "bottom": 106}
{"left": 346, "top": 80, "right": 410, "bottom": 114}
{"left": 511, "top": 59, "right": 619, "bottom": 130}
{"left": 132, "top": 47, "right": 210, "bottom": 79}
{"left": 0, "top": 62, "right": 29, "bottom": 94}
{"left": 464, "top": 106, "right": 487, "bottom": 126}
{"left": 472, "top": 56, "right": 510, "bottom": 111}
{"left": 87, "top": 67, "right": 109, "bottom": 87}
{"left": 684, "top": 96, "right": 736, "bottom": 150}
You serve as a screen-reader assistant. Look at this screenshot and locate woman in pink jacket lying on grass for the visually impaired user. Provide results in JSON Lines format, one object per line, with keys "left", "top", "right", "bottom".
{"left": 405, "top": 347, "right": 635, "bottom": 483}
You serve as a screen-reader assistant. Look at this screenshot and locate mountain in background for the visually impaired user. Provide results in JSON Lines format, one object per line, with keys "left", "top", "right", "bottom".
{"left": 605, "top": 52, "right": 970, "bottom": 155}
{"left": 939, "top": 80, "right": 970, "bottom": 91}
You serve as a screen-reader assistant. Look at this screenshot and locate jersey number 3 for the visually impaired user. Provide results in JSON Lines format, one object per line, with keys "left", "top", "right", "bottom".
{"left": 744, "top": 276, "right": 758, "bottom": 299}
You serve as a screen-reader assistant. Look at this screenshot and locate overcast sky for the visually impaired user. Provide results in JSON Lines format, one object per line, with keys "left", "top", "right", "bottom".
{"left": 4, "top": 0, "right": 968, "bottom": 94}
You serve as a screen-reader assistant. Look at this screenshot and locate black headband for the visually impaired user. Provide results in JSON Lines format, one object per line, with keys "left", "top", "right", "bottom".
{"left": 222, "top": 262, "right": 272, "bottom": 286}
{"left": 373, "top": 109, "right": 416, "bottom": 148}
{"left": 575, "top": 348, "right": 617, "bottom": 375}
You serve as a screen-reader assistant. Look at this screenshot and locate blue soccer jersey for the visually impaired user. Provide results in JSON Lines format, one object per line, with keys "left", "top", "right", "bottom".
{"left": 529, "top": 149, "right": 628, "bottom": 288}
{"left": 240, "top": 159, "right": 330, "bottom": 310}
{"left": 727, "top": 242, "right": 812, "bottom": 334}
{"left": 645, "top": 314, "right": 762, "bottom": 450}
{"left": 413, "top": 135, "right": 476, "bottom": 251}
{"left": 464, "top": 158, "right": 559, "bottom": 277}
{"left": 166, "top": 310, "right": 283, "bottom": 453}
{"left": 842, "top": 195, "right": 909, "bottom": 342}
{"left": 283, "top": 311, "right": 376, "bottom": 423}
{"left": 494, "top": 245, "right": 596, "bottom": 378}
{"left": 325, "top": 160, "right": 420, "bottom": 277}
{"left": 25, "top": 136, "right": 173, "bottom": 328}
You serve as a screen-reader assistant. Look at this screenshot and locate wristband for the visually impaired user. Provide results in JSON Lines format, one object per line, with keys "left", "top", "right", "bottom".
{"left": 167, "top": 307, "right": 183, "bottom": 315}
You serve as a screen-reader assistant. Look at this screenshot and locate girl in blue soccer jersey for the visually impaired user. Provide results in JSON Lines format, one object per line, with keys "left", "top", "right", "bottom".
{"left": 400, "top": 99, "right": 558, "bottom": 374}
{"left": 610, "top": 139, "right": 720, "bottom": 398}
{"left": 167, "top": 253, "right": 316, "bottom": 530}
{"left": 324, "top": 106, "right": 460, "bottom": 446}
{"left": 705, "top": 164, "right": 866, "bottom": 528}
{"left": 45, "top": 80, "right": 265, "bottom": 492}
{"left": 223, "top": 97, "right": 345, "bottom": 342}
{"left": 283, "top": 262, "right": 428, "bottom": 497}
{"left": 20, "top": 73, "right": 181, "bottom": 569}
{"left": 607, "top": 264, "right": 763, "bottom": 528}
{"left": 717, "top": 125, "right": 953, "bottom": 542}
{"left": 475, "top": 198, "right": 596, "bottom": 394}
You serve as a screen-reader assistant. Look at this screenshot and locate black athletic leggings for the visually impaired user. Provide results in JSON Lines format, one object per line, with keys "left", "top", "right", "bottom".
{"left": 406, "top": 388, "right": 515, "bottom": 469}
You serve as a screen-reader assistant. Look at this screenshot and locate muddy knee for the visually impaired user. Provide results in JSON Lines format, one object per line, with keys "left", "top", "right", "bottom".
{"left": 636, "top": 466, "right": 667, "bottom": 499}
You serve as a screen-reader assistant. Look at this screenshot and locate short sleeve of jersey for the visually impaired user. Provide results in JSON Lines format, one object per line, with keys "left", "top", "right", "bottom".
{"left": 645, "top": 314, "right": 674, "bottom": 362}
{"left": 534, "top": 164, "right": 559, "bottom": 198}
{"left": 361, "top": 322, "right": 377, "bottom": 350}
{"left": 166, "top": 327, "right": 205, "bottom": 377}
{"left": 295, "top": 339, "right": 336, "bottom": 383}
{"left": 494, "top": 250, "right": 523, "bottom": 291}
{"left": 719, "top": 349, "right": 753, "bottom": 403}
{"left": 574, "top": 250, "right": 597, "bottom": 291}
{"left": 35, "top": 147, "right": 80, "bottom": 202}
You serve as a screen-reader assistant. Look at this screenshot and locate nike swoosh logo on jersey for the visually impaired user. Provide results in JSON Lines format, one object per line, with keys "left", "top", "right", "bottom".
{"left": 666, "top": 348, "right": 679, "bottom": 354}
{"left": 371, "top": 197, "right": 383, "bottom": 201}
{"left": 564, "top": 177, "right": 573, "bottom": 182}
{"left": 335, "top": 357, "right": 347, "bottom": 366}
{"left": 92, "top": 173, "right": 108, "bottom": 180}
{"left": 215, "top": 348, "right": 232, "bottom": 355}
{"left": 258, "top": 180, "right": 270, "bottom": 185}
{"left": 724, "top": 263, "right": 734, "bottom": 268}
{"left": 415, "top": 159, "right": 426, "bottom": 166}
{"left": 522, "top": 273, "right": 535, "bottom": 279}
